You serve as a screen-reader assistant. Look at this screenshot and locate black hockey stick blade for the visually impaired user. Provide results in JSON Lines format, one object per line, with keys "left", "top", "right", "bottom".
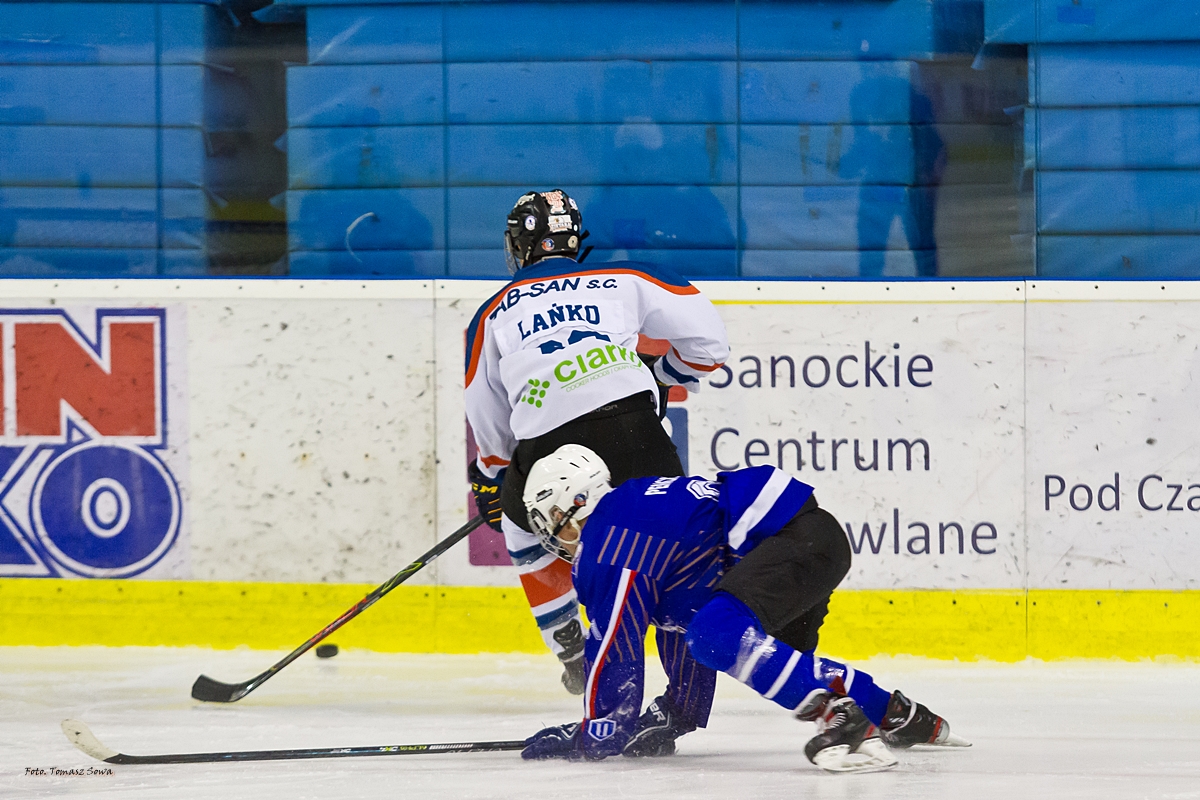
{"left": 190, "top": 673, "right": 259, "bottom": 704}
{"left": 62, "top": 719, "right": 525, "bottom": 765}
{"left": 190, "top": 516, "right": 484, "bottom": 703}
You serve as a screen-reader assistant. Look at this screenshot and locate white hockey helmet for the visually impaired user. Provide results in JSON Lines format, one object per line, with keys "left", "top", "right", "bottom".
{"left": 523, "top": 444, "right": 612, "bottom": 562}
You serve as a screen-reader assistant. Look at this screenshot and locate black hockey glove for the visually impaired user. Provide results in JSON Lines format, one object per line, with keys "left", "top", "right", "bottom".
{"left": 467, "top": 461, "right": 504, "bottom": 532}
{"left": 622, "top": 694, "right": 697, "bottom": 758}
{"left": 637, "top": 353, "right": 670, "bottom": 420}
{"left": 522, "top": 722, "right": 581, "bottom": 760}
{"left": 554, "top": 620, "right": 586, "bottom": 696}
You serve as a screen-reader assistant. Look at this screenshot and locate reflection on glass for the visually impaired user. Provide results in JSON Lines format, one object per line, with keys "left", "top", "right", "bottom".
{"left": 12, "top": 1, "right": 1192, "bottom": 279}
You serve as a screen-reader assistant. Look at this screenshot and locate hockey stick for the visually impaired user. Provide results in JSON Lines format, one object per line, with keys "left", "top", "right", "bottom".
{"left": 636, "top": 353, "right": 671, "bottom": 420}
{"left": 62, "top": 719, "right": 525, "bottom": 765}
{"left": 191, "top": 515, "right": 485, "bottom": 703}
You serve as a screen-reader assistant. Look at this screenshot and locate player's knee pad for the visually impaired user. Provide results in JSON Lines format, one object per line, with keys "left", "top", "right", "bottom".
{"left": 688, "top": 595, "right": 811, "bottom": 708}
{"left": 687, "top": 592, "right": 761, "bottom": 673}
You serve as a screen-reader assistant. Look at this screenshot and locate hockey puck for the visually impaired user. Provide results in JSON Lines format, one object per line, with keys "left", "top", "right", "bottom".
{"left": 315, "top": 644, "right": 339, "bottom": 659}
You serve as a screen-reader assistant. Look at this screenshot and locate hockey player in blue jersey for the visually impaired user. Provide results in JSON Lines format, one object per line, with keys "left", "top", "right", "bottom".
{"left": 519, "top": 445, "right": 968, "bottom": 773}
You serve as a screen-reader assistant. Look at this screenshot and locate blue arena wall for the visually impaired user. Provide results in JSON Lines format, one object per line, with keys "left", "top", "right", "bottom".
{"left": 984, "top": 0, "right": 1200, "bottom": 278}
{"left": 274, "top": 0, "right": 1002, "bottom": 279}
{"left": 2, "top": 1, "right": 1200, "bottom": 279}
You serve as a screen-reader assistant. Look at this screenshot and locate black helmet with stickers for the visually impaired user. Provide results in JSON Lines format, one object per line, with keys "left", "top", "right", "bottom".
{"left": 504, "top": 189, "right": 584, "bottom": 273}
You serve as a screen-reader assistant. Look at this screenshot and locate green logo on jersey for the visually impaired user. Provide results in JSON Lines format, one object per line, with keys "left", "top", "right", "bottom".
{"left": 523, "top": 344, "right": 646, "bottom": 411}
{"left": 552, "top": 344, "right": 644, "bottom": 392}
{"left": 525, "top": 378, "right": 550, "bottom": 407}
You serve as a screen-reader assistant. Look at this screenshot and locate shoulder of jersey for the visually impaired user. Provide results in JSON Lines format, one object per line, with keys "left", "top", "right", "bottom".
{"left": 611, "top": 476, "right": 710, "bottom": 509}
{"left": 584, "top": 478, "right": 648, "bottom": 529}
{"left": 584, "top": 259, "right": 695, "bottom": 293}
{"left": 582, "top": 477, "right": 708, "bottom": 556}
{"left": 501, "top": 259, "right": 697, "bottom": 301}
{"left": 464, "top": 259, "right": 698, "bottom": 380}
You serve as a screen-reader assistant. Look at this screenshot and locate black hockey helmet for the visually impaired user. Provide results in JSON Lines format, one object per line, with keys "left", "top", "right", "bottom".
{"left": 504, "top": 189, "right": 584, "bottom": 273}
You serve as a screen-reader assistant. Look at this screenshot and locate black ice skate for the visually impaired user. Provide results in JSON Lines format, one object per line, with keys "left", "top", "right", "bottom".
{"left": 793, "top": 689, "right": 836, "bottom": 724}
{"left": 553, "top": 620, "right": 586, "bottom": 695}
{"left": 879, "top": 690, "right": 971, "bottom": 749}
{"left": 798, "top": 694, "right": 898, "bottom": 773}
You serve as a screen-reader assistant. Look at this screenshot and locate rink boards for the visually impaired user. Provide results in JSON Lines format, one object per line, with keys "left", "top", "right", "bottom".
{"left": 0, "top": 278, "right": 1197, "bottom": 660}
{"left": 3, "top": 580, "right": 1198, "bottom": 661}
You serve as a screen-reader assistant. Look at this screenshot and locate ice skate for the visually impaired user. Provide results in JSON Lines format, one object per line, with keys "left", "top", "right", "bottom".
{"left": 880, "top": 690, "right": 971, "bottom": 749}
{"left": 794, "top": 689, "right": 836, "bottom": 724}
{"left": 800, "top": 695, "right": 898, "bottom": 774}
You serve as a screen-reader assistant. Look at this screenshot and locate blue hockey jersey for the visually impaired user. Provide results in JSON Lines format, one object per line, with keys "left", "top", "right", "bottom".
{"left": 571, "top": 466, "right": 815, "bottom": 758}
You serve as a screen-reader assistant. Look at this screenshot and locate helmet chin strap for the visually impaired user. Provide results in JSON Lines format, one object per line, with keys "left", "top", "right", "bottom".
{"left": 576, "top": 230, "right": 593, "bottom": 263}
{"left": 551, "top": 499, "right": 584, "bottom": 540}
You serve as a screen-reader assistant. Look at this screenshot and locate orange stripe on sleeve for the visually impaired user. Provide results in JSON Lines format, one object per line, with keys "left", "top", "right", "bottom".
{"left": 518, "top": 558, "right": 574, "bottom": 608}
{"left": 591, "top": 268, "right": 699, "bottom": 296}
{"left": 479, "top": 454, "right": 510, "bottom": 468}
{"left": 671, "top": 347, "right": 724, "bottom": 372}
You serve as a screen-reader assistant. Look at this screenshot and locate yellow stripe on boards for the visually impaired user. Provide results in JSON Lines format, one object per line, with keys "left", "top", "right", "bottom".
{"left": 1, "top": 580, "right": 1197, "bottom": 661}
{"left": 821, "top": 589, "right": 1200, "bottom": 662}
{"left": 0, "top": 579, "right": 544, "bottom": 653}
{"left": 1027, "top": 589, "right": 1200, "bottom": 661}
{"left": 820, "top": 590, "right": 1028, "bottom": 662}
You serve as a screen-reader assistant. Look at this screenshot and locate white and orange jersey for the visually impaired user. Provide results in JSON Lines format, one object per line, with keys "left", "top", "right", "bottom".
{"left": 464, "top": 258, "right": 729, "bottom": 477}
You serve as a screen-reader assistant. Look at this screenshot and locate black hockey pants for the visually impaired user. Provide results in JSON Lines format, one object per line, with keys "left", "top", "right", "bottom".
{"left": 715, "top": 495, "right": 853, "bottom": 653}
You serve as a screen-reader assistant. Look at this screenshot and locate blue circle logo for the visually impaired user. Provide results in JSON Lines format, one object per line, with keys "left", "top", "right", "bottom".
{"left": 32, "top": 442, "right": 180, "bottom": 577}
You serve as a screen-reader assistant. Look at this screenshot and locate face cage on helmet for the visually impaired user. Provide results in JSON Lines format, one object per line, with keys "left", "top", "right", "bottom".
{"left": 527, "top": 502, "right": 583, "bottom": 563}
{"left": 503, "top": 229, "right": 525, "bottom": 275}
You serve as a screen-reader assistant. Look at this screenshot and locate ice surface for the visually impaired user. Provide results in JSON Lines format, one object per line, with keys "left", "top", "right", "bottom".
{"left": 3, "top": 646, "right": 1200, "bottom": 799}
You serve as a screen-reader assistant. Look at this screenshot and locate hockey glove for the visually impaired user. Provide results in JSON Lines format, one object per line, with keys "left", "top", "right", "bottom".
{"left": 651, "top": 352, "right": 698, "bottom": 391}
{"left": 636, "top": 354, "right": 671, "bottom": 420}
{"left": 553, "top": 620, "right": 586, "bottom": 696}
{"left": 522, "top": 722, "right": 581, "bottom": 760}
{"left": 622, "top": 694, "right": 697, "bottom": 758}
{"left": 467, "top": 461, "right": 504, "bottom": 532}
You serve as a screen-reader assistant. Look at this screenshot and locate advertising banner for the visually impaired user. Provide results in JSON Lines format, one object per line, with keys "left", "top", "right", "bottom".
{"left": 0, "top": 279, "right": 1195, "bottom": 597}
{"left": 0, "top": 280, "right": 439, "bottom": 585}
{"left": 1025, "top": 282, "right": 1200, "bottom": 590}
{"left": 0, "top": 302, "right": 188, "bottom": 579}
{"left": 687, "top": 282, "right": 1026, "bottom": 590}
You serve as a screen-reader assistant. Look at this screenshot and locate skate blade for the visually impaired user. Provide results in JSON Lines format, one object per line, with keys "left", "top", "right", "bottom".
{"left": 917, "top": 731, "right": 972, "bottom": 748}
{"left": 812, "top": 741, "right": 899, "bottom": 774}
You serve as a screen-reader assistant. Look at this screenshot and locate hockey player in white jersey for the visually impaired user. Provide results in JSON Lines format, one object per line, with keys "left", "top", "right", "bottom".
{"left": 465, "top": 189, "right": 729, "bottom": 694}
